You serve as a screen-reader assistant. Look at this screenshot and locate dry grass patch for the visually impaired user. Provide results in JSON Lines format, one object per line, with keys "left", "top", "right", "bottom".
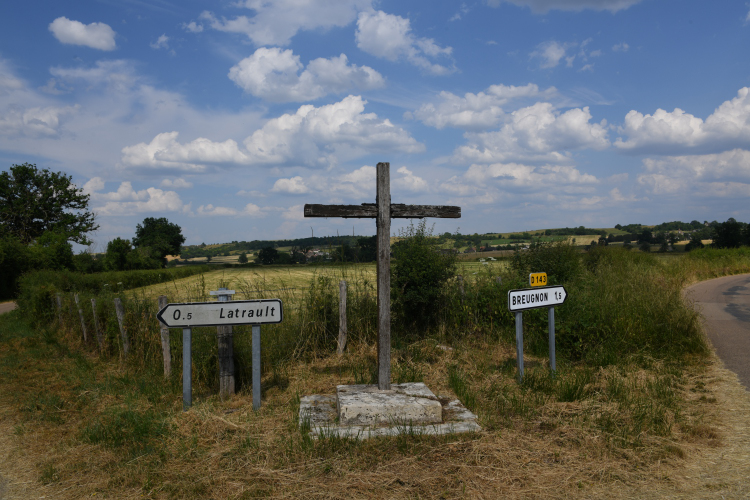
{"left": 2, "top": 313, "right": 748, "bottom": 499}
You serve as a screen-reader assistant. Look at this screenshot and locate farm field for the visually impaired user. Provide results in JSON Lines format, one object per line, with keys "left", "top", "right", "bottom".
{"left": 134, "top": 261, "right": 509, "bottom": 301}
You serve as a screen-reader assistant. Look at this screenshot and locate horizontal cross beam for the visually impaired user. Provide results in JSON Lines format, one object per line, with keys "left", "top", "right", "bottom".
{"left": 304, "top": 203, "right": 460, "bottom": 219}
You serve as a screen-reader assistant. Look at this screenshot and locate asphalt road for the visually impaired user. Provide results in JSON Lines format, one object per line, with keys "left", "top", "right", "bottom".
{"left": 0, "top": 302, "right": 16, "bottom": 315}
{"left": 687, "top": 273, "right": 750, "bottom": 390}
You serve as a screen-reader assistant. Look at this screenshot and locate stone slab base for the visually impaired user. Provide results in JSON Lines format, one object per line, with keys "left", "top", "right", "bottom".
{"left": 337, "top": 383, "right": 443, "bottom": 426}
{"left": 299, "top": 383, "right": 481, "bottom": 440}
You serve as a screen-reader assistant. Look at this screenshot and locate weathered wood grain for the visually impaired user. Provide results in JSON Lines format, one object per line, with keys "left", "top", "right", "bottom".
{"left": 114, "top": 298, "right": 129, "bottom": 359}
{"left": 376, "top": 162, "right": 391, "bottom": 390}
{"left": 338, "top": 280, "right": 347, "bottom": 355}
{"left": 304, "top": 203, "right": 460, "bottom": 219}
{"left": 158, "top": 295, "right": 172, "bottom": 378}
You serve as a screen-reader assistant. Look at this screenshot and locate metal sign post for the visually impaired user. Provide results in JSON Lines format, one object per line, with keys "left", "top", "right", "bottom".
{"left": 157, "top": 295, "right": 283, "bottom": 411}
{"left": 183, "top": 327, "right": 191, "bottom": 410}
{"left": 508, "top": 278, "right": 568, "bottom": 381}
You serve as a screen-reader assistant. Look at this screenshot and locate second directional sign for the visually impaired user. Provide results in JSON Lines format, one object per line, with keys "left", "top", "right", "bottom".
{"left": 157, "top": 299, "right": 283, "bottom": 328}
{"left": 508, "top": 285, "right": 567, "bottom": 312}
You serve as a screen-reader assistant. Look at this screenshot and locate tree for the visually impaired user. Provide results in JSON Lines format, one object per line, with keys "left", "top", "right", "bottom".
{"left": 0, "top": 163, "right": 98, "bottom": 244}
{"left": 258, "top": 246, "right": 278, "bottom": 265}
{"left": 104, "top": 237, "right": 133, "bottom": 271}
{"left": 238, "top": 252, "right": 248, "bottom": 264}
{"left": 132, "top": 217, "right": 185, "bottom": 266}
{"left": 713, "top": 218, "right": 744, "bottom": 249}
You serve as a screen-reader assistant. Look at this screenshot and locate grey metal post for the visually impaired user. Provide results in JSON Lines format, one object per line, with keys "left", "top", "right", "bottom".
{"left": 548, "top": 307, "right": 556, "bottom": 374}
{"left": 183, "top": 327, "right": 192, "bottom": 410}
{"left": 515, "top": 312, "right": 524, "bottom": 382}
{"left": 338, "top": 280, "right": 347, "bottom": 355}
{"left": 252, "top": 325, "right": 261, "bottom": 411}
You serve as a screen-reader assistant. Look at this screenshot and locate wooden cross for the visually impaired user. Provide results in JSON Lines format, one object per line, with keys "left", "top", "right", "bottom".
{"left": 304, "top": 162, "right": 461, "bottom": 390}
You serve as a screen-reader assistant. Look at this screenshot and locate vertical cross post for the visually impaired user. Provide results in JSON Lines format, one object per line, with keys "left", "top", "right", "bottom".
{"left": 304, "top": 161, "right": 460, "bottom": 392}
{"left": 376, "top": 162, "right": 391, "bottom": 390}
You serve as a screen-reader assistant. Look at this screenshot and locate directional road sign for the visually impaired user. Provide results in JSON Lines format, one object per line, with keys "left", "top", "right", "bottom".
{"left": 508, "top": 286, "right": 567, "bottom": 312}
{"left": 157, "top": 299, "right": 283, "bottom": 328}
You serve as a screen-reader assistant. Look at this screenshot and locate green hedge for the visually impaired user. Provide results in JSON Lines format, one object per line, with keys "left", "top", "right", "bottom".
{"left": 16, "top": 266, "right": 210, "bottom": 325}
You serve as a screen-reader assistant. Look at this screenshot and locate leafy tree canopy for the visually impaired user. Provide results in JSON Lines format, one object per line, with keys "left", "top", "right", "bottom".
{"left": 132, "top": 217, "right": 185, "bottom": 262}
{"left": 0, "top": 163, "right": 98, "bottom": 244}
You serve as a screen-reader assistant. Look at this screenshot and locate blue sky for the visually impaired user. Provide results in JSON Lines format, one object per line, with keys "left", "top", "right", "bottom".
{"left": 1, "top": 0, "right": 749, "bottom": 249}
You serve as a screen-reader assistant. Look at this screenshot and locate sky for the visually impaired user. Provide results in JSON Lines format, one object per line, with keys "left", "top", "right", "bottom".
{"left": 1, "top": 0, "right": 749, "bottom": 250}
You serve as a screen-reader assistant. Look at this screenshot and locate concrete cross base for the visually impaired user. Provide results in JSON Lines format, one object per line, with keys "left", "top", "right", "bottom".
{"left": 299, "top": 382, "right": 481, "bottom": 440}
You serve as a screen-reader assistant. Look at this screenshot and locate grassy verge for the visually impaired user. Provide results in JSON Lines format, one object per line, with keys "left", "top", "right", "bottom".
{"left": 1, "top": 248, "right": 748, "bottom": 497}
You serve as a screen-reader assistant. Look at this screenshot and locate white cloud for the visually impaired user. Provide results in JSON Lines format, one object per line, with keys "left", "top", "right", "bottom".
{"left": 355, "top": 11, "right": 454, "bottom": 75}
{"left": 615, "top": 87, "right": 750, "bottom": 153}
{"left": 0, "top": 104, "right": 78, "bottom": 137}
{"left": 150, "top": 34, "right": 170, "bottom": 50}
{"left": 182, "top": 21, "right": 203, "bottom": 33}
{"left": 243, "top": 95, "right": 424, "bottom": 166}
{"left": 438, "top": 161, "right": 599, "bottom": 207}
{"left": 637, "top": 149, "right": 750, "bottom": 196}
{"left": 271, "top": 176, "right": 309, "bottom": 194}
{"left": 197, "top": 204, "right": 239, "bottom": 216}
{"left": 531, "top": 41, "right": 571, "bottom": 69}
{"left": 122, "top": 96, "right": 423, "bottom": 171}
{"left": 394, "top": 166, "right": 428, "bottom": 192}
{"left": 409, "top": 83, "right": 557, "bottom": 130}
{"left": 121, "top": 131, "right": 246, "bottom": 172}
{"left": 85, "top": 181, "right": 188, "bottom": 215}
{"left": 243, "top": 203, "right": 268, "bottom": 217}
{"left": 486, "top": 0, "right": 643, "bottom": 13}
{"left": 454, "top": 102, "right": 609, "bottom": 164}
{"left": 160, "top": 178, "right": 193, "bottom": 189}
{"left": 49, "top": 17, "right": 116, "bottom": 51}
{"left": 228, "top": 48, "right": 384, "bottom": 102}
{"left": 198, "top": 0, "right": 373, "bottom": 46}
{"left": 612, "top": 42, "right": 629, "bottom": 52}
{"left": 281, "top": 205, "right": 305, "bottom": 221}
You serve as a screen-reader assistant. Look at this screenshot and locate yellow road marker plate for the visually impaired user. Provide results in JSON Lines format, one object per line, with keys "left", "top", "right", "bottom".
{"left": 529, "top": 272, "right": 547, "bottom": 287}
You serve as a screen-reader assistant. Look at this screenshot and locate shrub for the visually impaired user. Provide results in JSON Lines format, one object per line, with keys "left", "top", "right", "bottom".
{"left": 391, "top": 221, "right": 457, "bottom": 333}
{"left": 510, "top": 240, "right": 581, "bottom": 284}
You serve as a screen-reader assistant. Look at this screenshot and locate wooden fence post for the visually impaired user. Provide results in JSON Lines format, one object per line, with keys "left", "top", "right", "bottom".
{"left": 74, "top": 293, "right": 88, "bottom": 342}
{"left": 458, "top": 275, "right": 465, "bottom": 299}
{"left": 158, "top": 295, "right": 171, "bottom": 378}
{"left": 55, "top": 293, "right": 63, "bottom": 325}
{"left": 496, "top": 276, "right": 502, "bottom": 285}
{"left": 114, "top": 298, "right": 129, "bottom": 359}
{"left": 91, "top": 298, "right": 104, "bottom": 351}
{"left": 338, "top": 280, "right": 347, "bottom": 355}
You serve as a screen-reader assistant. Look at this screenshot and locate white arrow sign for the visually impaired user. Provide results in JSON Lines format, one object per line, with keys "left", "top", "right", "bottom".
{"left": 508, "top": 285, "right": 567, "bottom": 312}
{"left": 156, "top": 299, "right": 283, "bottom": 328}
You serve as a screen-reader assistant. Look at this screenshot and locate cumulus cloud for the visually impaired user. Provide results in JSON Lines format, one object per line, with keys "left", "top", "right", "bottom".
{"left": 150, "top": 34, "right": 170, "bottom": 50}
{"left": 615, "top": 87, "right": 750, "bottom": 153}
{"left": 408, "top": 83, "right": 557, "bottom": 130}
{"left": 355, "top": 11, "right": 454, "bottom": 75}
{"left": 438, "top": 161, "right": 599, "bottom": 207}
{"left": 84, "top": 180, "right": 188, "bottom": 215}
{"left": 486, "top": 0, "right": 643, "bottom": 13}
{"left": 271, "top": 176, "right": 309, "bottom": 194}
{"left": 197, "top": 0, "right": 373, "bottom": 46}
{"left": 197, "top": 204, "right": 239, "bottom": 216}
{"left": 228, "top": 48, "right": 384, "bottom": 102}
{"left": 121, "top": 131, "right": 246, "bottom": 172}
{"left": 160, "top": 178, "right": 193, "bottom": 189}
{"left": 0, "top": 104, "right": 78, "bottom": 137}
{"left": 637, "top": 149, "right": 750, "bottom": 196}
{"left": 122, "top": 96, "right": 423, "bottom": 171}
{"left": 454, "top": 102, "right": 609, "bottom": 164}
{"left": 49, "top": 17, "right": 116, "bottom": 51}
{"left": 394, "top": 166, "right": 428, "bottom": 192}
{"left": 531, "top": 41, "right": 572, "bottom": 69}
